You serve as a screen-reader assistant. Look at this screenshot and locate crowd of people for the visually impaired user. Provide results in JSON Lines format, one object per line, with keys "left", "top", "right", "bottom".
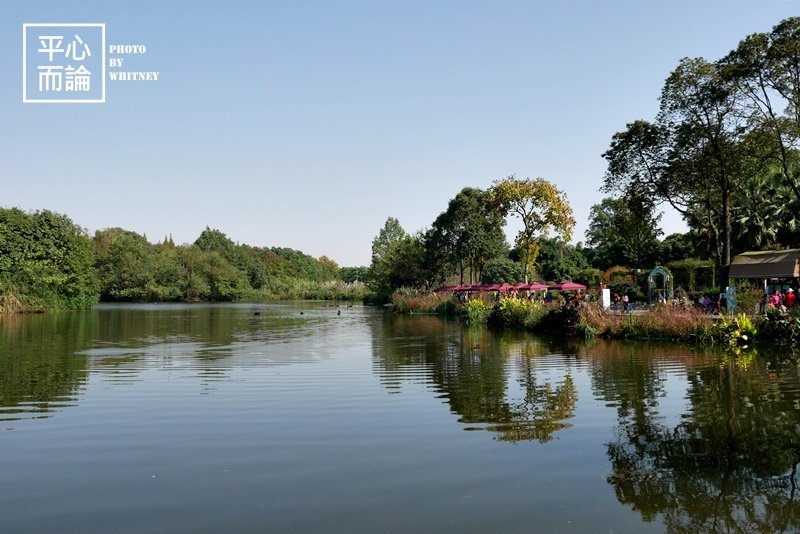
{"left": 767, "top": 287, "right": 796, "bottom": 312}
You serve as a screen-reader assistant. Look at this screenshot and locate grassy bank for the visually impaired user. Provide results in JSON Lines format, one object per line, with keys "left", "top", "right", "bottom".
{"left": 391, "top": 293, "right": 795, "bottom": 350}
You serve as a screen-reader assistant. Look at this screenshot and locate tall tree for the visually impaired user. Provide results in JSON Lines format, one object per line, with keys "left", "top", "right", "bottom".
{"left": 603, "top": 57, "right": 754, "bottom": 290}
{"left": 721, "top": 17, "right": 800, "bottom": 202}
{"left": 369, "top": 217, "right": 407, "bottom": 297}
{"left": 426, "top": 187, "right": 507, "bottom": 284}
{"left": 487, "top": 176, "right": 575, "bottom": 283}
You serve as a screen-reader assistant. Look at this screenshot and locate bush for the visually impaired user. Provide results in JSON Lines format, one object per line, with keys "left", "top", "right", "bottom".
{"left": 462, "top": 299, "right": 490, "bottom": 324}
{"left": 758, "top": 307, "right": 800, "bottom": 345}
{"left": 488, "top": 297, "right": 547, "bottom": 328}
{"left": 715, "top": 313, "right": 757, "bottom": 349}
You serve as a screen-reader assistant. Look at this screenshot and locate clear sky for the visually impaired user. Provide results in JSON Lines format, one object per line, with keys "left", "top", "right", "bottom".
{"left": 3, "top": 1, "right": 798, "bottom": 266}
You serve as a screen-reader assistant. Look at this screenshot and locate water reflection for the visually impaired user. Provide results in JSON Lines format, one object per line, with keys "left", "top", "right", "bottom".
{"left": 371, "top": 313, "right": 578, "bottom": 443}
{"left": 602, "top": 346, "right": 800, "bottom": 531}
{"left": 0, "top": 312, "right": 91, "bottom": 421}
{"left": 5, "top": 304, "right": 800, "bottom": 530}
{"left": 374, "top": 316, "right": 800, "bottom": 530}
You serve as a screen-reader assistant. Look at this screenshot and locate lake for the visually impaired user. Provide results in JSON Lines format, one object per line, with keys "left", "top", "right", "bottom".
{"left": 1, "top": 302, "right": 799, "bottom": 532}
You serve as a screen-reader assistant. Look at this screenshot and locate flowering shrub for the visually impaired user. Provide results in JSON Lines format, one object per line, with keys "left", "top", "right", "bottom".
{"left": 462, "top": 299, "right": 490, "bottom": 324}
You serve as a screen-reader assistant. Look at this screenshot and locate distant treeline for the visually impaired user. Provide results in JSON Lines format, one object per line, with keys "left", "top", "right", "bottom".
{"left": 0, "top": 208, "right": 368, "bottom": 312}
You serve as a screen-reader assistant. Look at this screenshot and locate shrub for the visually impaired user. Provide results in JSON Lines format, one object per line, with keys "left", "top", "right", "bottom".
{"left": 488, "top": 297, "right": 547, "bottom": 328}
{"left": 462, "top": 299, "right": 490, "bottom": 324}
{"left": 758, "top": 307, "right": 800, "bottom": 344}
{"left": 715, "top": 313, "right": 757, "bottom": 349}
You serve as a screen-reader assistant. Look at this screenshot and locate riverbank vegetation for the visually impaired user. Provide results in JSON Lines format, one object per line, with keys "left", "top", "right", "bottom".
{"left": 371, "top": 17, "right": 800, "bottom": 325}
{"left": 0, "top": 208, "right": 367, "bottom": 313}
{"left": 397, "top": 289, "right": 795, "bottom": 351}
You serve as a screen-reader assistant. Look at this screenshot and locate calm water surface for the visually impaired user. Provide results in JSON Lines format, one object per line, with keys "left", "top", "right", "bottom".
{"left": 1, "top": 303, "right": 799, "bottom": 532}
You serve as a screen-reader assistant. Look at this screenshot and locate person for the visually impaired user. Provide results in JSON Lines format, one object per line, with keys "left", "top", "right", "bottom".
{"left": 769, "top": 290, "right": 781, "bottom": 308}
{"left": 786, "top": 288, "right": 796, "bottom": 309}
{"left": 622, "top": 294, "right": 630, "bottom": 312}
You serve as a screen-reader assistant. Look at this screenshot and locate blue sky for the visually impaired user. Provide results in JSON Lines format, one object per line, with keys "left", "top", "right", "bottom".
{"left": 2, "top": 1, "right": 798, "bottom": 266}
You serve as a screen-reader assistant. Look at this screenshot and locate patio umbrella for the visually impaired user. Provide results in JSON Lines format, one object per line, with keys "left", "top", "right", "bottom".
{"left": 548, "top": 280, "right": 587, "bottom": 291}
{"left": 526, "top": 282, "right": 549, "bottom": 291}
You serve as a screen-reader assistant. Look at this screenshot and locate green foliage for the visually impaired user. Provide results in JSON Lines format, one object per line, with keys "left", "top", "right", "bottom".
{"left": 340, "top": 266, "right": 369, "bottom": 284}
{"left": 462, "top": 298, "right": 490, "bottom": 325}
{"left": 758, "top": 307, "right": 800, "bottom": 345}
{"left": 586, "top": 196, "right": 662, "bottom": 271}
{"left": 488, "top": 297, "right": 547, "bottom": 329}
{"left": 480, "top": 257, "right": 522, "bottom": 284}
{"left": 536, "top": 237, "right": 591, "bottom": 283}
{"left": 715, "top": 313, "right": 758, "bottom": 349}
{"left": 487, "top": 175, "right": 576, "bottom": 282}
{"left": 0, "top": 208, "right": 97, "bottom": 310}
{"left": 368, "top": 217, "right": 407, "bottom": 298}
{"left": 658, "top": 233, "right": 697, "bottom": 265}
{"left": 426, "top": 187, "right": 508, "bottom": 285}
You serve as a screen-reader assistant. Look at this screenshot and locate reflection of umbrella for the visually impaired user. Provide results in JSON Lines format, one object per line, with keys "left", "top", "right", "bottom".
{"left": 548, "top": 280, "right": 587, "bottom": 291}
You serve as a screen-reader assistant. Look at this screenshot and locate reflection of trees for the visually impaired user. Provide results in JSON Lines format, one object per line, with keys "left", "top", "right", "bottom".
{"left": 0, "top": 312, "right": 91, "bottom": 420}
{"left": 599, "top": 344, "right": 800, "bottom": 532}
{"left": 370, "top": 314, "right": 577, "bottom": 442}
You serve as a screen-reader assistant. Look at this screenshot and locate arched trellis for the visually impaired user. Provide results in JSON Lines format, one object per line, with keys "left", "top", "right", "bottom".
{"left": 648, "top": 266, "right": 674, "bottom": 304}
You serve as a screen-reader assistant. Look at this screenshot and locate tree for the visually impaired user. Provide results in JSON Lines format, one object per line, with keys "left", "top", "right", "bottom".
{"left": 586, "top": 198, "right": 633, "bottom": 270}
{"left": 721, "top": 17, "right": 800, "bottom": 203}
{"left": 340, "top": 266, "right": 369, "bottom": 284}
{"left": 369, "top": 217, "right": 407, "bottom": 297}
{"left": 603, "top": 57, "right": 754, "bottom": 291}
{"left": 0, "top": 208, "right": 97, "bottom": 309}
{"left": 387, "top": 234, "right": 429, "bottom": 290}
{"left": 93, "top": 228, "right": 155, "bottom": 301}
{"left": 535, "top": 237, "right": 592, "bottom": 283}
{"left": 487, "top": 176, "right": 575, "bottom": 283}
{"left": 658, "top": 232, "right": 696, "bottom": 264}
{"left": 480, "top": 257, "right": 523, "bottom": 284}
{"left": 194, "top": 227, "right": 265, "bottom": 289}
{"left": 426, "top": 187, "right": 507, "bottom": 284}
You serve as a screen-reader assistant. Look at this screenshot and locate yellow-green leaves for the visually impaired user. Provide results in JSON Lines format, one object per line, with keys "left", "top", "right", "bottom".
{"left": 487, "top": 176, "right": 575, "bottom": 281}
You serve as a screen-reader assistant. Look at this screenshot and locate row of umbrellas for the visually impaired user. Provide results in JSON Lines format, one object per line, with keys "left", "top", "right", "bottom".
{"left": 434, "top": 280, "right": 587, "bottom": 293}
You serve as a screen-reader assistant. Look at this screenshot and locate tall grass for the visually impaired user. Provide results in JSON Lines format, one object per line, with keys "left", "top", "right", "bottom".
{"left": 391, "top": 291, "right": 458, "bottom": 315}
{"left": 580, "top": 304, "right": 715, "bottom": 341}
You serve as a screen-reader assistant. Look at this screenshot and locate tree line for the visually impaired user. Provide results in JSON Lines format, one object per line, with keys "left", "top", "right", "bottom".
{"left": 602, "top": 16, "right": 800, "bottom": 290}
{"left": 0, "top": 207, "right": 366, "bottom": 312}
{"left": 370, "top": 17, "right": 800, "bottom": 299}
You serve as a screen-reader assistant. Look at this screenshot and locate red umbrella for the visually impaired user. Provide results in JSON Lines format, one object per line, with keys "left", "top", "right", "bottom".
{"left": 548, "top": 280, "right": 587, "bottom": 291}
{"left": 526, "top": 282, "right": 549, "bottom": 291}
{"left": 497, "top": 283, "right": 514, "bottom": 293}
